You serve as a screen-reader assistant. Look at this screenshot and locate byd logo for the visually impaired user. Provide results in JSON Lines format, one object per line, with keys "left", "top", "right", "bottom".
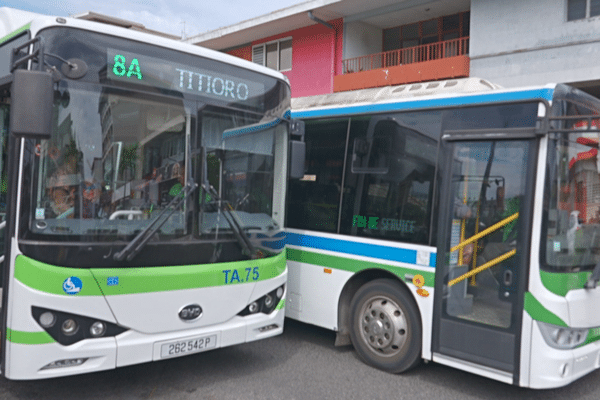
{"left": 179, "top": 304, "right": 202, "bottom": 321}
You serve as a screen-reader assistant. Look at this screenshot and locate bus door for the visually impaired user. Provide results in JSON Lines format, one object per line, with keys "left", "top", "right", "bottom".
{"left": 0, "top": 102, "right": 8, "bottom": 291}
{"left": 433, "top": 137, "right": 535, "bottom": 383}
{"left": 0, "top": 88, "right": 9, "bottom": 362}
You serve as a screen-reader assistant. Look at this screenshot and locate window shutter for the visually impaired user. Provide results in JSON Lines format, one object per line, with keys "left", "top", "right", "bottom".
{"left": 252, "top": 45, "right": 265, "bottom": 66}
{"left": 266, "top": 43, "right": 278, "bottom": 70}
{"left": 279, "top": 39, "right": 292, "bottom": 71}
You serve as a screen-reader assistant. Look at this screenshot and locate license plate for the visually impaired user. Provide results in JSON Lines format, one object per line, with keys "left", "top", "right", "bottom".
{"left": 160, "top": 334, "right": 217, "bottom": 359}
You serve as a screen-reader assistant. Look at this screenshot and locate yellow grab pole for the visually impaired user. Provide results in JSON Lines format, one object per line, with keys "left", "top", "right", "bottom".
{"left": 448, "top": 249, "right": 517, "bottom": 287}
{"left": 450, "top": 212, "right": 519, "bottom": 253}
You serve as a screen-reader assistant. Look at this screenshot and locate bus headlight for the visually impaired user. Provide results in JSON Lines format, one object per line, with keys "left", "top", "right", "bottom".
{"left": 537, "top": 321, "right": 588, "bottom": 349}
{"left": 39, "top": 311, "right": 56, "bottom": 328}
{"left": 90, "top": 321, "right": 107, "bottom": 337}
{"left": 238, "top": 285, "right": 285, "bottom": 316}
{"left": 264, "top": 294, "right": 274, "bottom": 308}
{"left": 32, "top": 306, "right": 128, "bottom": 346}
{"left": 61, "top": 319, "right": 78, "bottom": 336}
{"left": 248, "top": 302, "right": 259, "bottom": 314}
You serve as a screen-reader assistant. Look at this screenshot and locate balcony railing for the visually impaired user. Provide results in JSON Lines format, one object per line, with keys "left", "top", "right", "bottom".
{"left": 342, "top": 37, "right": 470, "bottom": 74}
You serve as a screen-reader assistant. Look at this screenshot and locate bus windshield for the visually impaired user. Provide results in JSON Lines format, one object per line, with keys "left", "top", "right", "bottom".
{"left": 25, "top": 81, "right": 282, "bottom": 238}
{"left": 18, "top": 27, "right": 288, "bottom": 267}
{"left": 543, "top": 89, "right": 600, "bottom": 272}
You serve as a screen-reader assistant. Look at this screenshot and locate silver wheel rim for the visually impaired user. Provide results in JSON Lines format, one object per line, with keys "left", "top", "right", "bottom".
{"left": 358, "top": 295, "right": 407, "bottom": 357}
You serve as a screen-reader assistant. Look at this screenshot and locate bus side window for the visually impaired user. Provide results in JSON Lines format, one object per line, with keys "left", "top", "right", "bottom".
{"left": 286, "top": 119, "right": 348, "bottom": 233}
{"left": 340, "top": 117, "right": 436, "bottom": 245}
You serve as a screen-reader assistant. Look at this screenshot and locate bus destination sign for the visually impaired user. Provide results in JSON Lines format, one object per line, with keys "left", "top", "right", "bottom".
{"left": 106, "top": 48, "right": 264, "bottom": 107}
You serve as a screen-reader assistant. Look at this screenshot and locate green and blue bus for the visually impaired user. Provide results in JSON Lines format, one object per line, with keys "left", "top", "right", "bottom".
{"left": 287, "top": 77, "right": 600, "bottom": 388}
{"left": 0, "top": 7, "right": 302, "bottom": 379}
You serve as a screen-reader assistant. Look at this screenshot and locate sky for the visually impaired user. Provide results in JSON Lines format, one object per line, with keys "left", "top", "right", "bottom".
{"left": 2, "top": 0, "right": 306, "bottom": 39}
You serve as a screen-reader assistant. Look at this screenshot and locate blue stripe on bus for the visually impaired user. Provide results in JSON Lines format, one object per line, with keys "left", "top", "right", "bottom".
{"left": 222, "top": 110, "right": 290, "bottom": 139}
{"left": 258, "top": 231, "right": 287, "bottom": 250}
{"left": 291, "top": 88, "right": 554, "bottom": 119}
{"left": 222, "top": 118, "right": 282, "bottom": 139}
{"left": 286, "top": 231, "right": 436, "bottom": 268}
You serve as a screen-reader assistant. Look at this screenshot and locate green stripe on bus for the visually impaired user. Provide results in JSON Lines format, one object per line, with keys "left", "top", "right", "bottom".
{"left": 276, "top": 299, "right": 285, "bottom": 311}
{"left": 0, "top": 23, "right": 31, "bottom": 45}
{"left": 6, "top": 328, "right": 55, "bottom": 345}
{"left": 582, "top": 327, "right": 600, "bottom": 347}
{"left": 523, "top": 292, "right": 567, "bottom": 327}
{"left": 15, "top": 256, "right": 105, "bottom": 296}
{"left": 15, "top": 251, "right": 286, "bottom": 296}
{"left": 287, "top": 247, "right": 434, "bottom": 287}
{"left": 539, "top": 270, "right": 591, "bottom": 297}
{"left": 93, "top": 250, "right": 286, "bottom": 295}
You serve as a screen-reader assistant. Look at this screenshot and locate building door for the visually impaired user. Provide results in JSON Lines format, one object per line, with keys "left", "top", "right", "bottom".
{"left": 433, "top": 138, "right": 535, "bottom": 383}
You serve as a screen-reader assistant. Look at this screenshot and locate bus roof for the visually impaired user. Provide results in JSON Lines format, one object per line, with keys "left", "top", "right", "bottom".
{"left": 0, "top": 7, "right": 288, "bottom": 84}
{"left": 291, "top": 78, "right": 557, "bottom": 119}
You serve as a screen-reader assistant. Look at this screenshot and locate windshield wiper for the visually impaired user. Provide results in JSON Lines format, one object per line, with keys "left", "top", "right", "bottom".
{"left": 583, "top": 231, "right": 600, "bottom": 289}
{"left": 113, "top": 182, "right": 198, "bottom": 262}
{"left": 201, "top": 183, "right": 257, "bottom": 258}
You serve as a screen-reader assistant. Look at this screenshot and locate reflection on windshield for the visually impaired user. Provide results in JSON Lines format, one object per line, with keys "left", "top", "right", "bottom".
{"left": 199, "top": 107, "right": 278, "bottom": 240}
{"left": 30, "top": 84, "right": 188, "bottom": 237}
{"left": 28, "top": 84, "right": 280, "bottom": 247}
{"left": 545, "top": 119, "right": 600, "bottom": 271}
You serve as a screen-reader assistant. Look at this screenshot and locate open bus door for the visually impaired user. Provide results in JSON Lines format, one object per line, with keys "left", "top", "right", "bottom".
{"left": 432, "top": 135, "right": 536, "bottom": 384}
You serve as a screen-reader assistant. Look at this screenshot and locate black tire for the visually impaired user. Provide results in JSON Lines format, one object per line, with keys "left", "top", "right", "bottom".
{"left": 349, "top": 279, "right": 422, "bottom": 373}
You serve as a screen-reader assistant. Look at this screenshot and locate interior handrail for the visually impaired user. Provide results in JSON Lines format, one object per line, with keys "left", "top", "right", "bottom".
{"left": 448, "top": 249, "right": 517, "bottom": 287}
{"left": 450, "top": 212, "right": 519, "bottom": 253}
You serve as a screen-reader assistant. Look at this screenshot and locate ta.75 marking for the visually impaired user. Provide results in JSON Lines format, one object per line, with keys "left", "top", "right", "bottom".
{"left": 222, "top": 267, "right": 259, "bottom": 284}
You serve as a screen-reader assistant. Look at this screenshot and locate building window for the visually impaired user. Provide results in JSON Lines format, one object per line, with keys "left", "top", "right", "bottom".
{"left": 568, "top": 0, "right": 600, "bottom": 20}
{"left": 382, "top": 12, "right": 469, "bottom": 52}
{"left": 252, "top": 38, "right": 292, "bottom": 71}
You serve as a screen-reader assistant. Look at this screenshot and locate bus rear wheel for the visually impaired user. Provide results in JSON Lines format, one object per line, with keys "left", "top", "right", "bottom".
{"left": 349, "top": 279, "right": 422, "bottom": 373}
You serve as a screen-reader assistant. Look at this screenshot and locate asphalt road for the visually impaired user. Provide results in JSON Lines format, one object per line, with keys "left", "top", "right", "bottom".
{"left": 2, "top": 318, "right": 600, "bottom": 400}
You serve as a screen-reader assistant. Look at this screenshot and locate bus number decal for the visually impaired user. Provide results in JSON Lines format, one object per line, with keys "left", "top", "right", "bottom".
{"left": 222, "top": 267, "right": 259, "bottom": 284}
{"left": 112, "top": 55, "right": 143, "bottom": 80}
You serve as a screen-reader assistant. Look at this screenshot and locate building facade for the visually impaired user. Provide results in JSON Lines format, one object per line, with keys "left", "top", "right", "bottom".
{"left": 470, "top": 0, "right": 600, "bottom": 97}
{"left": 185, "top": 0, "right": 600, "bottom": 98}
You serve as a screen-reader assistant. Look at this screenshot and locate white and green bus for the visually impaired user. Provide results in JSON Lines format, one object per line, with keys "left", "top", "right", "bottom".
{"left": 287, "top": 78, "right": 600, "bottom": 388}
{"left": 0, "top": 7, "right": 304, "bottom": 380}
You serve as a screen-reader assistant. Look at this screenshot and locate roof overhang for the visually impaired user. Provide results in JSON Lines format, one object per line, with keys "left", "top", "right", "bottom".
{"left": 186, "top": 0, "right": 470, "bottom": 51}
{"left": 72, "top": 10, "right": 181, "bottom": 40}
{"left": 184, "top": 0, "right": 343, "bottom": 50}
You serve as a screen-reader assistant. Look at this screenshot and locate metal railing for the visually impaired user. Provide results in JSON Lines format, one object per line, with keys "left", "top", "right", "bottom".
{"left": 342, "top": 37, "right": 470, "bottom": 74}
{"left": 447, "top": 212, "right": 519, "bottom": 287}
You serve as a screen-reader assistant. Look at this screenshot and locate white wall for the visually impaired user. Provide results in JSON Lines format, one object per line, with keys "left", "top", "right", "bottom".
{"left": 470, "top": 0, "right": 600, "bottom": 87}
{"left": 343, "top": 20, "right": 382, "bottom": 60}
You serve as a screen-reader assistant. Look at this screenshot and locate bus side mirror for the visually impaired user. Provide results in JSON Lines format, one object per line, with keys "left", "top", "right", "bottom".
{"left": 289, "top": 119, "right": 305, "bottom": 179}
{"left": 289, "top": 140, "right": 306, "bottom": 179}
{"left": 10, "top": 69, "right": 53, "bottom": 139}
{"left": 290, "top": 119, "right": 305, "bottom": 137}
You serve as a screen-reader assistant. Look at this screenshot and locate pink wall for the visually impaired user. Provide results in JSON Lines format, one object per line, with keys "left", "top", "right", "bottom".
{"left": 227, "top": 18, "right": 343, "bottom": 98}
